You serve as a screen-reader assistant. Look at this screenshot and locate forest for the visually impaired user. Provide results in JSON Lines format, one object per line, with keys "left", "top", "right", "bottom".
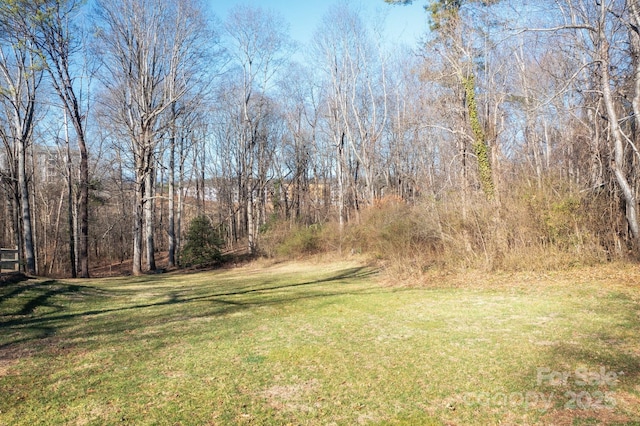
{"left": 1, "top": 0, "right": 639, "bottom": 278}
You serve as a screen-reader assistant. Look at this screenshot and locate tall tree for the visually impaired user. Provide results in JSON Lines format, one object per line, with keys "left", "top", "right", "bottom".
{"left": 0, "top": 0, "right": 92, "bottom": 277}
{"left": 223, "top": 5, "right": 292, "bottom": 254}
{"left": 386, "top": 0, "right": 498, "bottom": 198}
{"left": 586, "top": 0, "right": 639, "bottom": 242}
{"left": 533, "top": 0, "right": 640, "bottom": 245}
{"left": 94, "top": 0, "right": 211, "bottom": 274}
{"left": 0, "top": 29, "right": 43, "bottom": 274}
{"left": 0, "top": 47, "right": 41, "bottom": 276}
{"left": 312, "top": 4, "right": 389, "bottom": 230}
{"left": 163, "top": 2, "right": 215, "bottom": 268}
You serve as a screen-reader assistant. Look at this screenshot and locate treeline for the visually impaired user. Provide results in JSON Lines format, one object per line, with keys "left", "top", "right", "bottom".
{"left": 1, "top": 0, "right": 639, "bottom": 277}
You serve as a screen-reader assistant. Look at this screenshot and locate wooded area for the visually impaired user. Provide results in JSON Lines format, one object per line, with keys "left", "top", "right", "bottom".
{"left": 1, "top": 0, "right": 639, "bottom": 277}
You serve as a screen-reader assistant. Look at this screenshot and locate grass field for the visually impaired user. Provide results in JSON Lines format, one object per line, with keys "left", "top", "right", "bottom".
{"left": 1, "top": 260, "right": 640, "bottom": 425}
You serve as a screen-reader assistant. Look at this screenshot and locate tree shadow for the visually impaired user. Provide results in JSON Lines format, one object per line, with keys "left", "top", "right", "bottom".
{"left": 0, "top": 272, "right": 28, "bottom": 286}
{"left": 0, "top": 280, "right": 112, "bottom": 358}
{"left": 529, "top": 297, "right": 640, "bottom": 412}
{"left": 0, "top": 266, "right": 383, "bottom": 358}
{"left": 0, "top": 273, "right": 32, "bottom": 304}
{"left": 1, "top": 280, "right": 101, "bottom": 317}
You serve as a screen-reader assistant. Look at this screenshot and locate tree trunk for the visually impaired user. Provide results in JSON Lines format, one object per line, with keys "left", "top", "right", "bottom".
{"left": 629, "top": 3, "right": 640, "bottom": 139}
{"left": 168, "top": 131, "right": 176, "bottom": 268}
{"left": 64, "top": 112, "right": 77, "bottom": 278}
{"left": 11, "top": 190, "right": 24, "bottom": 269}
{"left": 177, "top": 136, "right": 186, "bottom": 263}
{"left": 65, "top": 108, "right": 90, "bottom": 278}
{"left": 247, "top": 184, "right": 256, "bottom": 254}
{"left": 17, "top": 140, "right": 35, "bottom": 275}
{"left": 132, "top": 151, "right": 145, "bottom": 275}
{"left": 145, "top": 156, "right": 156, "bottom": 271}
{"left": 337, "top": 132, "right": 346, "bottom": 234}
{"left": 463, "top": 73, "right": 494, "bottom": 199}
{"left": 49, "top": 190, "right": 64, "bottom": 276}
{"left": 600, "top": 32, "right": 640, "bottom": 242}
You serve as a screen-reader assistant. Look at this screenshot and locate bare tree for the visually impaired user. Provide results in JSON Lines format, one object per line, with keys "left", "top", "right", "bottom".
{"left": 386, "top": 1, "right": 497, "bottom": 198}
{"left": 0, "top": 0, "right": 93, "bottom": 277}
{"left": 94, "top": 0, "right": 212, "bottom": 274}
{"left": 223, "top": 5, "right": 293, "bottom": 254}
{"left": 164, "top": 4, "right": 218, "bottom": 268}
{"left": 0, "top": 14, "right": 45, "bottom": 275}
{"left": 311, "top": 4, "right": 391, "bottom": 236}
{"left": 274, "top": 62, "right": 321, "bottom": 224}
{"left": 536, "top": 0, "right": 640, "bottom": 245}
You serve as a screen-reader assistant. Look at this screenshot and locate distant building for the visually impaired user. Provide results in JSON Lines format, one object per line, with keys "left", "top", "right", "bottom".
{"left": 184, "top": 185, "right": 218, "bottom": 202}
{"left": 0, "top": 145, "right": 73, "bottom": 184}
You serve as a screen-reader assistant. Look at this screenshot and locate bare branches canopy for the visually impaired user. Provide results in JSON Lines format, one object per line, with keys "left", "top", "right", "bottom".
{"left": 2, "top": 0, "right": 640, "bottom": 276}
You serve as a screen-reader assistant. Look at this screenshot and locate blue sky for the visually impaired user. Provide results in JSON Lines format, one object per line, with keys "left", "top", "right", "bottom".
{"left": 210, "top": 0, "right": 428, "bottom": 48}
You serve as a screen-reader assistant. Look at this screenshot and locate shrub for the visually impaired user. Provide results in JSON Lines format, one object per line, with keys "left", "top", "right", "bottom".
{"left": 259, "top": 221, "right": 324, "bottom": 259}
{"left": 257, "top": 177, "right": 612, "bottom": 273}
{"left": 276, "top": 224, "right": 323, "bottom": 258}
{"left": 180, "top": 215, "right": 224, "bottom": 268}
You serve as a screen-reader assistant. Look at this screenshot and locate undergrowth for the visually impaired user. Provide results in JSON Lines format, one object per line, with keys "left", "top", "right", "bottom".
{"left": 260, "top": 179, "right": 620, "bottom": 276}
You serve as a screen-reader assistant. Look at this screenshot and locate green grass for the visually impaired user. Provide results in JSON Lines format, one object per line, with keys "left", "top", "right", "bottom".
{"left": 1, "top": 261, "right": 639, "bottom": 425}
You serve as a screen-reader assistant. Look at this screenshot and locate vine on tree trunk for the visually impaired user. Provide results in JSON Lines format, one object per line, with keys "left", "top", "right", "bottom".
{"left": 463, "top": 73, "right": 494, "bottom": 198}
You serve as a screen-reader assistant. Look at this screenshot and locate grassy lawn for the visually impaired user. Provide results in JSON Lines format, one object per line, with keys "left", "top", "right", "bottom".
{"left": 1, "top": 260, "right": 640, "bottom": 425}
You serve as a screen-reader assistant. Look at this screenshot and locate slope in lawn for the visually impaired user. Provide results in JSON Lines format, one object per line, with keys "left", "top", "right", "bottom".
{"left": 1, "top": 261, "right": 639, "bottom": 425}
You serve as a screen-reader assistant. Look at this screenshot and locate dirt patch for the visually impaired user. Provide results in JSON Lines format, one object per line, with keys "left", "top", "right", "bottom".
{"left": 0, "top": 359, "right": 19, "bottom": 377}
{"left": 0, "top": 342, "right": 38, "bottom": 363}
{"left": 0, "top": 272, "right": 28, "bottom": 285}
{"left": 262, "top": 378, "right": 321, "bottom": 412}
{"left": 539, "top": 408, "right": 631, "bottom": 426}
{"left": 539, "top": 391, "right": 640, "bottom": 426}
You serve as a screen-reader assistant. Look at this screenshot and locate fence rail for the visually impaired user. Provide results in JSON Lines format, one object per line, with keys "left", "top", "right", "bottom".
{"left": 1, "top": 247, "right": 19, "bottom": 273}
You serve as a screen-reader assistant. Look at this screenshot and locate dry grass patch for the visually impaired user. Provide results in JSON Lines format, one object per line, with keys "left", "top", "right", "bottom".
{"left": 262, "top": 378, "right": 321, "bottom": 413}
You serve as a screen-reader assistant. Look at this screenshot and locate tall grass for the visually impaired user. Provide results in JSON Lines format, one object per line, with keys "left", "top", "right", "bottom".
{"left": 261, "top": 179, "right": 616, "bottom": 276}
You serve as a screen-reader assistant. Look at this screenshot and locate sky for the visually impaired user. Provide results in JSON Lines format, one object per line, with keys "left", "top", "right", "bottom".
{"left": 210, "top": 0, "right": 429, "bottom": 48}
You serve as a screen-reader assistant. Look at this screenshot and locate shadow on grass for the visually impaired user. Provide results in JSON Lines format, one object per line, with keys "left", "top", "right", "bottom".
{"left": 0, "top": 272, "right": 29, "bottom": 286}
{"left": 1, "top": 281, "right": 104, "bottom": 316}
{"left": 0, "top": 280, "right": 110, "bottom": 360}
{"left": 0, "top": 266, "right": 380, "bottom": 358}
{"left": 533, "top": 297, "right": 640, "bottom": 413}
